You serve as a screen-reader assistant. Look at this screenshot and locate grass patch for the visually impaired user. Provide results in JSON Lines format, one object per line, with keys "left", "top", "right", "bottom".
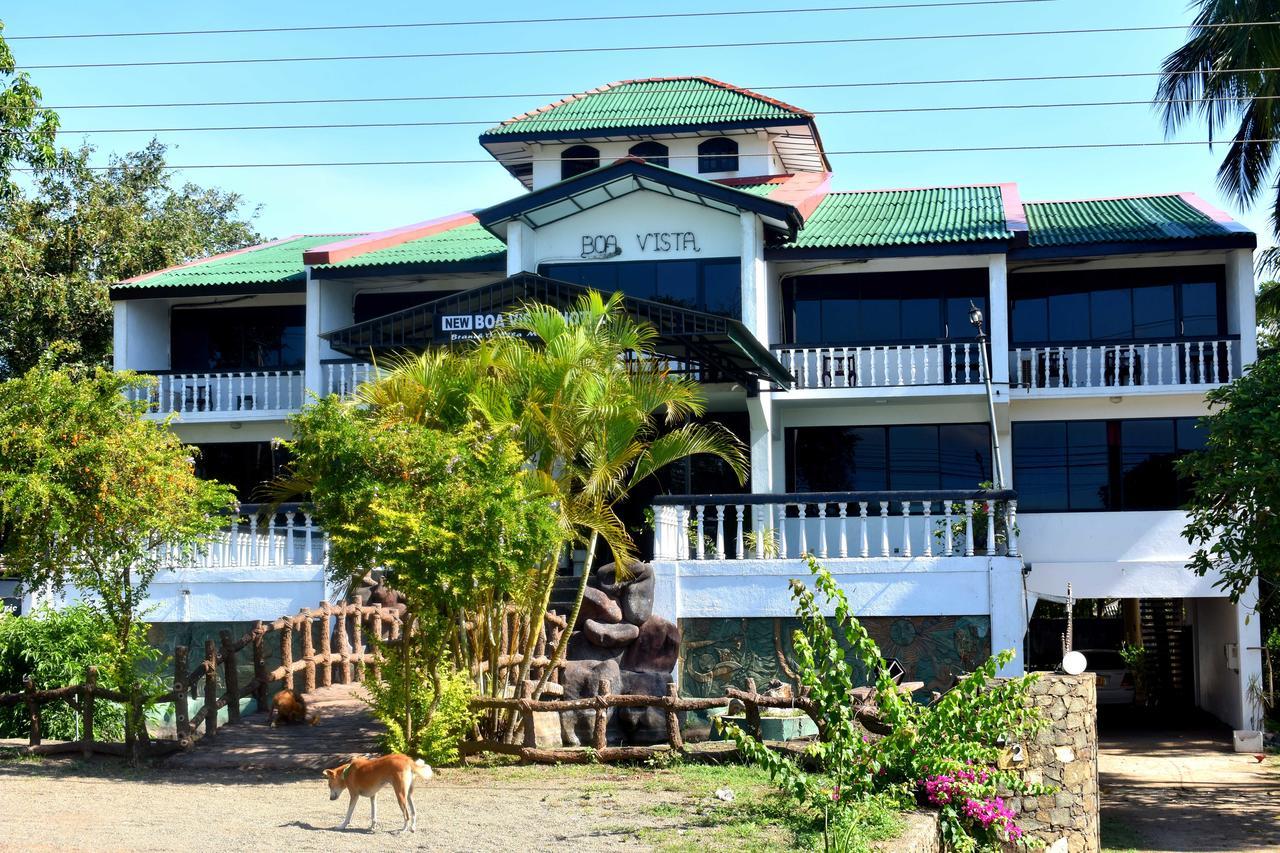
{"left": 1101, "top": 815, "right": 1146, "bottom": 853}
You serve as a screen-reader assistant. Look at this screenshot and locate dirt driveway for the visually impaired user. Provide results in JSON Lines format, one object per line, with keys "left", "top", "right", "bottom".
{"left": 0, "top": 757, "right": 791, "bottom": 852}
{"left": 1099, "top": 730, "right": 1280, "bottom": 852}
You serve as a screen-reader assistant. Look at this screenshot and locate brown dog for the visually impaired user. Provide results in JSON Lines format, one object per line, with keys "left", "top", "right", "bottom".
{"left": 324, "top": 754, "right": 433, "bottom": 833}
{"left": 267, "top": 689, "right": 318, "bottom": 726}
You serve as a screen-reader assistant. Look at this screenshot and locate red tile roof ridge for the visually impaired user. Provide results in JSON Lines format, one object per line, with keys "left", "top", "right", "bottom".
{"left": 714, "top": 174, "right": 794, "bottom": 186}
{"left": 117, "top": 234, "right": 313, "bottom": 285}
{"left": 304, "top": 212, "right": 477, "bottom": 266}
{"left": 765, "top": 172, "right": 832, "bottom": 221}
{"left": 999, "top": 182, "right": 1027, "bottom": 234}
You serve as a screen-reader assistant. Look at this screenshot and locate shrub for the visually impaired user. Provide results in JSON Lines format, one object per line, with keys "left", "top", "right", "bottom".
{"left": 720, "top": 556, "right": 1047, "bottom": 852}
{"left": 364, "top": 646, "right": 477, "bottom": 766}
{"left": 0, "top": 604, "right": 159, "bottom": 741}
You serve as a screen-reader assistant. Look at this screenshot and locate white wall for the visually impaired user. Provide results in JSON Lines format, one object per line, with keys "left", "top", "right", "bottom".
{"left": 143, "top": 566, "right": 329, "bottom": 623}
{"left": 113, "top": 299, "right": 170, "bottom": 371}
{"left": 652, "top": 556, "right": 1027, "bottom": 675}
{"left": 528, "top": 189, "right": 743, "bottom": 267}
{"left": 529, "top": 131, "right": 780, "bottom": 189}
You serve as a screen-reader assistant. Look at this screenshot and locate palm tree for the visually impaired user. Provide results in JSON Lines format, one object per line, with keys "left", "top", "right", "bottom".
{"left": 354, "top": 292, "right": 746, "bottom": 731}
{"left": 1258, "top": 279, "right": 1280, "bottom": 355}
{"left": 1157, "top": 2, "right": 1280, "bottom": 270}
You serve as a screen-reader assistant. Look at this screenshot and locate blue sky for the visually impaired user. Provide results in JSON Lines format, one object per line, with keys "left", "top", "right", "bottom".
{"left": 5, "top": 1, "right": 1271, "bottom": 248}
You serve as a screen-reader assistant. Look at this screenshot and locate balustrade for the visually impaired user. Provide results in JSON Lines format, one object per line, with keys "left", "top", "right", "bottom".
{"left": 773, "top": 343, "right": 986, "bottom": 390}
{"left": 125, "top": 370, "right": 305, "bottom": 415}
{"left": 1010, "top": 338, "right": 1237, "bottom": 392}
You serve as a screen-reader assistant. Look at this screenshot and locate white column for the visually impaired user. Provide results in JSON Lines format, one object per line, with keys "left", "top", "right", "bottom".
{"left": 304, "top": 268, "right": 322, "bottom": 399}
{"left": 1236, "top": 583, "right": 1265, "bottom": 731}
{"left": 746, "top": 395, "right": 774, "bottom": 495}
{"left": 739, "top": 213, "right": 769, "bottom": 342}
{"left": 506, "top": 221, "right": 537, "bottom": 276}
{"left": 1227, "top": 248, "right": 1257, "bottom": 369}
{"left": 112, "top": 301, "right": 129, "bottom": 371}
{"left": 988, "top": 557, "right": 1027, "bottom": 676}
{"left": 987, "top": 254, "right": 1010, "bottom": 386}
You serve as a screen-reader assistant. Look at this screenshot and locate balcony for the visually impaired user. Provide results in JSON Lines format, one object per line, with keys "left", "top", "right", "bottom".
{"left": 155, "top": 504, "right": 325, "bottom": 570}
{"left": 127, "top": 370, "right": 305, "bottom": 421}
{"left": 323, "top": 359, "right": 382, "bottom": 398}
{"left": 1008, "top": 337, "right": 1239, "bottom": 396}
{"left": 772, "top": 343, "right": 986, "bottom": 393}
{"left": 650, "top": 489, "right": 1018, "bottom": 561}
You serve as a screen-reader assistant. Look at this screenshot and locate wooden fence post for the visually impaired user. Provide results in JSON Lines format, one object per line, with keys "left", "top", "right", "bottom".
{"left": 204, "top": 639, "right": 218, "bottom": 739}
{"left": 251, "top": 623, "right": 268, "bottom": 711}
{"left": 592, "top": 678, "right": 611, "bottom": 752}
{"left": 220, "top": 630, "right": 240, "bottom": 725}
{"left": 665, "top": 682, "right": 683, "bottom": 753}
{"left": 370, "top": 611, "right": 383, "bottom": 682}
{"left": 318, "top": 601, "right": 332, "bottom": 688}
{"left": 280, "top": 620, "right": 294, "bottom": 694}
{"left": 353, "top": 606, "right": 365, "bottom": 683}
{"left": 744, "top": 677, "right": 762, "bottom": 741}
{"left": 339, "top": 608, "right": 354, "bottom": 684}
{"left": 23, "top": 676, "right": 39, "bottom": 747}
{"left": 82, "top": 666, "right": 97, "bottom": 758}
{"left": 520, "top": 681, "right": 537, "bottom": 750}
{"left": 173, "top": 646, "right": 190, "bottom": 741}
{"left": 300, "top": 608, "right": 316, "bottom": 694}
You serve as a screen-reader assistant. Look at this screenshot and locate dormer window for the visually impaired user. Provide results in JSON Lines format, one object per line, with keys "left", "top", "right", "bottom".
{"left": 561, "top": 145, "right": 600, "bottom": 180}
{"left": 628, "top": 141, "right": 670, "bottom": 168}
{"left": 697, "top": 137, "right": 739, "bottom": 173}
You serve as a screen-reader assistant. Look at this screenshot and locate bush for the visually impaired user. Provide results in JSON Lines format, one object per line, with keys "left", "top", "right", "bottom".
{"left": 720, "top": 556, "right": 1048, "bottom": 852}
{"left": 0, "top": 604, "right": 157, "bottom": 741}
{"left": 364, "top": 646, "right": 477, "bottom": 766}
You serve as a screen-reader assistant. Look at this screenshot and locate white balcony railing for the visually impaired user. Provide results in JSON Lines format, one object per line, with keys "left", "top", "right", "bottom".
{"left": 156, "top": 506, "right": 326, "bottom": 570}
{"left": 1009, "top": 338, "right": 1238, "bottom": 393}
{"left": 127, "top": 370, "right": 305, "bottom": 416}
{"left": 773, "top": 343, "right": 986, "bottom": 390}
{"left": 651, "top": 490, "right": 1018, "bottom": 561}
{"left": 323, "top": 360, "right": 382, "bottom": 398}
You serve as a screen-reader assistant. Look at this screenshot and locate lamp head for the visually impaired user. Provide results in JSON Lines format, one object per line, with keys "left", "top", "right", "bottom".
{"left": 968, "top": 300, "right": 984, "bottom": 330}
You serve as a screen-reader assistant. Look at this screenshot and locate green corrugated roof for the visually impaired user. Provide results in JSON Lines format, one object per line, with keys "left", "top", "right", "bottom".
{"left": 317, "top": 221, "right": 506, "bottom": 270}
{"left": 1025, "top": 195, "right": 1234, "bottom": 247}
{"left": 114, "top": 234, "right": 359, "bottom": 290}
{"left": 482, "top": 77, "right": 809, "bottom": 137}
{"left": 779, "top": 186, "right": 1012, "bottom": 249}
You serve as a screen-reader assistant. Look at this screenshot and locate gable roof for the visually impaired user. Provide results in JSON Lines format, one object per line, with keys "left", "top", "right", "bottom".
{"left": 111, "top": 234, "right": 361, "bottom": 297}
{"left": 481, "top": 76, "right": 812, "bottom": 140}
{"left": 476, "top": 157, "right": 804, "bottom": 241}
{"left": 769, "top": 185, "right": 1018, "bottom": 257}
{"left": 1022, "top": 193, "right": 1254, "bottom": 250}
{"left": 310, "top": 219, "right": 506, "bottom": 277}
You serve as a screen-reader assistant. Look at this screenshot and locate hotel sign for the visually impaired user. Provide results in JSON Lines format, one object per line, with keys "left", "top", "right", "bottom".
{"left": 580, "top": 231, "right": 702, "bottom": 259}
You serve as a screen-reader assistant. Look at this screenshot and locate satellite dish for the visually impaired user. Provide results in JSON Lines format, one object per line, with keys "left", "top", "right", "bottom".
{"left": 1061, "top": 650, "right": 1087, "bottom": 675}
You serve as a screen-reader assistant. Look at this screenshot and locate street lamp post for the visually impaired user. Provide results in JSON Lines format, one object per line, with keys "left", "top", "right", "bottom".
{"left": 969, "top": 301, "right": 1006, "bottom": 490}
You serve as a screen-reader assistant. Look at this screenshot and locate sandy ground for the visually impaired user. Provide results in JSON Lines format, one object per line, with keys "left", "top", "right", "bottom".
{"left": 0, "top": 759, "right": 758, "bottom": 853}
{"left": 1099, "top": 730, "right": 1280, "bottom": 852}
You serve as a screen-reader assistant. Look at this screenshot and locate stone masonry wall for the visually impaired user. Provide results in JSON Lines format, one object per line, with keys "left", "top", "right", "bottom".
{"left": 1005, "top": 673, "right": 1099, "bottom": 853}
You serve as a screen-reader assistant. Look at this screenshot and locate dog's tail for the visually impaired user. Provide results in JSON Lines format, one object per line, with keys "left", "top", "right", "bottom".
{"left": 307, "top": 712, "right": 320, "bottom": 726}
{"left": 413, "top": 758, "right": 433, "bottom": 781}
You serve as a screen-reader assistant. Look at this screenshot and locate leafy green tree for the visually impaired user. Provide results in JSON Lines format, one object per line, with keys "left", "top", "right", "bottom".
{"left": 0, "top": 366, "right": 236, "bottom": 761}
{"left": 1179, "top": 355, "right": 1280, "bottom": 610}
{"left": 284, "top": 393, "right": 560, "bottom": 751}
{"left": 0, "top": 20, "right": 58, "bottom": 201}
{"left": 0, "top": 141, "right": 261, "bottom": 378}
{"left": 1156, "top": 1, "right": 1280, "bottom": 270}
{"left": 1258, "top": 280, "right": 1280, "bottom": 356}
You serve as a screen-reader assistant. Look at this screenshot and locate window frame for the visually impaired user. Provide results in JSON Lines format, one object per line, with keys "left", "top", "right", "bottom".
{"left": 697, "top": 137, "right": 739, "bottom": 174}
{"left": 538, "top": 258, "right": 742, "bottom": 318}
{"left": 628, "top": 140, "right": 670, "bottom": 168}
{"left": 560, "top": 144, "right": 600, "bottom": 180}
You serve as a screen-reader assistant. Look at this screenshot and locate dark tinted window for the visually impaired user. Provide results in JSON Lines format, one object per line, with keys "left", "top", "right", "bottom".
{"left": 1048, "top": 292, "right": 1089, "bottom": 342}
{"left": 697, "top": 137, "right": 739, "bottom": 173}
{"left": 1133, "top": 285, "right": 1175, "bottom": 339}
{"left": 171, "top": 306, "right": 306, "bottom": 372}
{"left": 785, "top": 271, "right": 988, "bottom": 346}
{"left": 1181, "top": 282, "right": 1220, "bottom": 336}
{"left": 628, "top": 141, "right": 669, "bottom": 168}
{"left": 787, "top": 423, "right": 991, "bottom": 492}
{"left": 192, "top": 441, "right": 290, "bottom": 502}
{"left": 1013, "top": 417, "right": 1204, "bottom": 511}
{"left": 561, "top": 145, "right": 600, "bottom": 180}
{"left": 1091, "top": 289, "right": 1132, "bottom": 341}
{"left": 541, "top": 259, "right": 741, "bottom": 318}
{"left": 353, "top": 290, "right": 460, "bottom": 324}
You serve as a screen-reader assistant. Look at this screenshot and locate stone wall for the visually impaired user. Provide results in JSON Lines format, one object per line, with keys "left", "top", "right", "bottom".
{"left": 1006, "top": 673, "right": 1099, "bottom": 853}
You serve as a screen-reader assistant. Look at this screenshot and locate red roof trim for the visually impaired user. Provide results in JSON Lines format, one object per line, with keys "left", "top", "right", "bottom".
{"left": 1177, "top": 192, "right": 1250, "bottom": 232}
{"left": 116, "top": 235, "right": 307, "bottom": 285}
{"left": 714, "top": 174, "right": 793, "bottom": 187}
{"left": 303, "top": 212, "right": 477, "bottom": 266}
{"left": 765, "top": 172, "right": 832, "bottom": 222}
{"left": 999, "top": 182, "right": 1027, "bottom": 234}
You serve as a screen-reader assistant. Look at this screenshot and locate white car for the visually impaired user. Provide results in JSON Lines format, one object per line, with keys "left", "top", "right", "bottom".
{"left": 1080, "top": 649, "right": 1136, "bottom": 705}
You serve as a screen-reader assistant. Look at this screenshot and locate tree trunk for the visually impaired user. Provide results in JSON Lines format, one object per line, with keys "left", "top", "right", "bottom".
{"left": 531, "top": 531, "right": 598, "bottom": 702}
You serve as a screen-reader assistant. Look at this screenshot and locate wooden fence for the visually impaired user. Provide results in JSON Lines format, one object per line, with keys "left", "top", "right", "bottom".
{"left": 0, "top": 601, "right": 402, "bottom": 758}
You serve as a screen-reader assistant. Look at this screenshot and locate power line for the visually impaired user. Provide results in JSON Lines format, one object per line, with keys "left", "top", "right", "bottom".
{"left": 5, "top": 0, "right": 1058, "bottom": 40}
{"left": 19, "top": 22, "right": 1280, "bottom": 71}
{"left": 42, "top": 97, "right": 1280, "bottom": 135}
{"left": 17, "top": 138, "right": 1279, "bottom": 171}
{"left": 42, "top": 68, "right": 1280, "bottom": 111}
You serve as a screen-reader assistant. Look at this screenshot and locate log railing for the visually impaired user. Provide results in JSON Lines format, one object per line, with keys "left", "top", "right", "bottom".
{"left": 463, "top": 676, "right": 860, "bottom": 764}
{"left": 0, "top": 600, "right": 403, "bottom": 758}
